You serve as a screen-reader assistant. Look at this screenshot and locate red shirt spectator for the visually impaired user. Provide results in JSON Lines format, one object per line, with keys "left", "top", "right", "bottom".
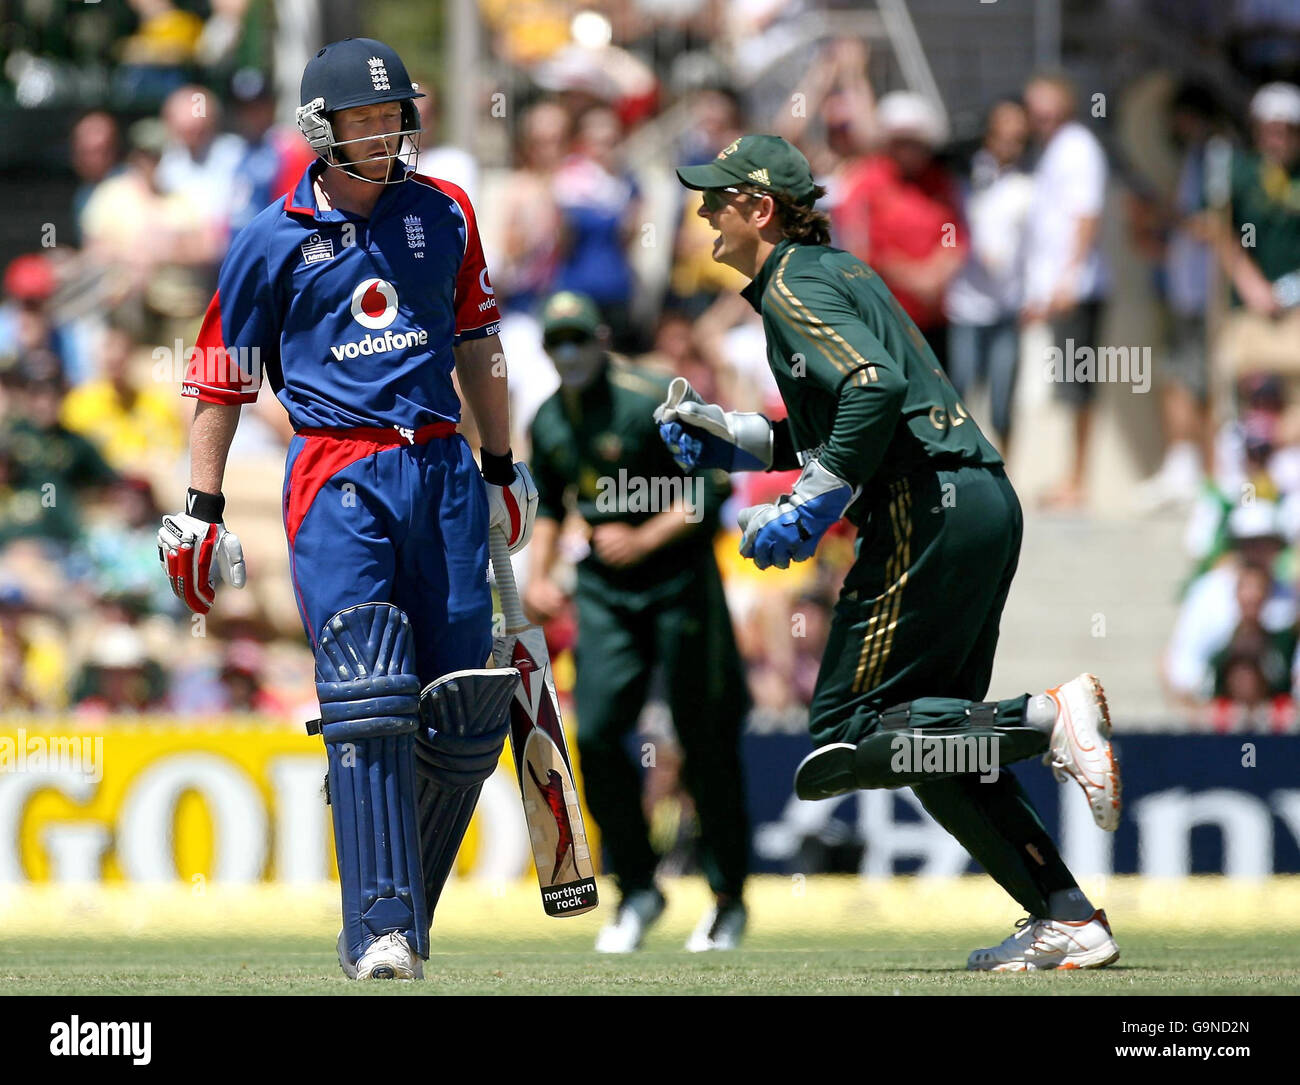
{"left": 834, "top": 153, "right": 966, "bottom": 330}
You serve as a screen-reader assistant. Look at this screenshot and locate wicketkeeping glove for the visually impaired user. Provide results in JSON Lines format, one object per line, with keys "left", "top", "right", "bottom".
{"left": 482, "top": 450, "right": 538, "bottom": 554}
{"left": 737, "top": 459, "right": 860, "bottom": 570}
{"left": 157, "top": 489, "right": 246, "bottom": 615}
{"left": 653, "top": 376, "right": 773, "bottom": 473}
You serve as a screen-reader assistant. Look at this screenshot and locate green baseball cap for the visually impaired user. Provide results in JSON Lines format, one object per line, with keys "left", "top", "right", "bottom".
{"left": 676, "top": 134, "right": 818, "bottom": 206}
{"left": 540, "top": 291, "right": 603, "bottom": 339}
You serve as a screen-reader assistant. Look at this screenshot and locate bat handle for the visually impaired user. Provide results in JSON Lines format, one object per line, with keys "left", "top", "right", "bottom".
{"left": 489, "top": 528, "right": 528, "bottom": 634}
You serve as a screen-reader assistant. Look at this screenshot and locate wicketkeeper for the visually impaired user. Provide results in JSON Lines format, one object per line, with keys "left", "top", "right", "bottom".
{"left": 158, "top": 38, "right": 537, "bottom": 979}
{"left": 657, "top": 135, "right": 1124, "bottom": 971}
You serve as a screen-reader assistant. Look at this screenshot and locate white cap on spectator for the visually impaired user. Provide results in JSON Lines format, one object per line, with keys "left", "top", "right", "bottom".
{"left": 1249, "top": 82, "right": 1300, "bottom": 126}
{"left": 1228, "top": 500, "right": 1286, "bottom": 543}
{"left": 876, "top": 91, "right": 949, "bottom": 148}
{"left": 91, "top": 624, "right": 149, "bottom": 669}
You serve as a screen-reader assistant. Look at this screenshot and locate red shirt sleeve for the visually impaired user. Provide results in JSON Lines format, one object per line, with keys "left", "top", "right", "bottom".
{"left": 182, "top": 224, "right": 277, "bottom": 405}
{"left": 420, "top": 175, "right": 501, "bottom": 343}
{"left": 182, "top": 290, "right": 262, "bottom": 405}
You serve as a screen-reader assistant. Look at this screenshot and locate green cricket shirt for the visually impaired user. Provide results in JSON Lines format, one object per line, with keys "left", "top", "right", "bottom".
{"left": 528, "top": 357, "right": 730, "bottom": 590}
{"left": 741, "top": 239, "right": 1002, "bottom": 519}
{"left": 1229, "top": 150, "right": 1300, "bottom": 286}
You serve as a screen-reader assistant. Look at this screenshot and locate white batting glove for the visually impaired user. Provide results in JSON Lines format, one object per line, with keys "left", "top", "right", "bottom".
{"left": 482, "top": 453, "right": 538, "bottom": 554}
{"left": 157, "top": 489, "right": 246, "bottom": 615}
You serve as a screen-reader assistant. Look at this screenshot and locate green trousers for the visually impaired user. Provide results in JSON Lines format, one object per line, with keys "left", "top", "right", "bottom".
{"left": 810, "top": 464, "right": 1081, "bottom": 917}
{"left": 573, "top": 556, "right": 750, "bottom": 900}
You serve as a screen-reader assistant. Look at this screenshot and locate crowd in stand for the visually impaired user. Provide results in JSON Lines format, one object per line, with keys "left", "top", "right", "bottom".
{"left": 1, "top": 5, "right": 1299, "bottom": 728}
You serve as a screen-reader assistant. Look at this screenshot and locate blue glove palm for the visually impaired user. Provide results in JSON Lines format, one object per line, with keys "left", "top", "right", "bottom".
{"left": 738, "top": 460, "right": 859, "bottom": 570}
{"left": 653, "top": 378, "right": 773, "bottom": 474}
{"left": 658, "top": 420, "right": 757, "bottom": 472}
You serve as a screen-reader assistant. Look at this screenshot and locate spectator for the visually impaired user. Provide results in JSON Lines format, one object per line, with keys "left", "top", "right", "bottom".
{"left": 412, "top": 79, "right": 479, "bottom": 200}
{"left": 78, "top": 476, "right": 179, "bottom": 617}
{"left": 0, "top": 254, "right": 73, "bottom": 375}
{"left": 71, "top": 621, "right": 167, "bottom": 714}
{"left": 156, "top": 83, "right": 248, "bottom": 245}
{"left": 226, "top": 69, "right": 315, "bottom": 236}
{"left": 1022, "top": 72, "right": 1109, "bottom": 511}
{"left": 833, "top": 91, "right": 965, "bottom": 369}
{"left": 944, "top": 100, "right": 1034, "bottom": 452}
{"left": 669, "top": 88, "right": 750, "bottom": 316}
{"left": 678, "top": 84, "right": 745, "bottom": 170}
{"left": 1135, "top": 82, "right": 1224, "bottom": 511}
{"left": 1, "top": 363, "right": 118, "bottom": 547}
{"left": 636, "top": 309, "right": 719, "bottom": 401}
{"left": 1184, "top": 374, "right": 1300, "bottom": 574}
{"left": 114, "top": 0, "right": 205, "bottom": 104}
{"left": 1165, "top": 501, "right": 1294, "bottom": 706}
{"left": 69, "top": 112, "right": 123, "bottom": 244}
{"left": 0, "top": 585, "right": 39, "bottom": 709}
{"left": 552, "top": 105, "right": 643, "bottom": 350}
{"left": 773, "top": 37, "right": 875, "bottom": 184}
{"left": 60, "top": 320, "right": 183, "bottom": 475}
{"left": 1211, "top": 82, "right": 1300, "bottom": 318}
{"left": 1210, "top": 562, "right": 1296, "bottom": 696}
{"left": 81, "top": 118, "right": 220, "bottom": 331}
{"left": 493, "top": 100, "right": 568, "bottom": 316}
{"left": 217, "top": 638, "right": 287, "bottom": 714}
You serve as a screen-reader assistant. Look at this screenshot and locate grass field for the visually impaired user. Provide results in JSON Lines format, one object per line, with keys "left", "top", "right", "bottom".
{"left": 2, "top": 876, "right": 1298, "bottom": 995}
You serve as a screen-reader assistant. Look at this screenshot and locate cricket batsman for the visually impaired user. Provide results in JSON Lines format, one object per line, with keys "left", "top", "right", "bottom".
{"left": 657, "top": 135, "right": 1124, "bottom": 971}
{"left": 524, "top": 291, "right": 751, "bottom": 952}
{"left": 157, "top": 38, "right": 538, "bottom": 979}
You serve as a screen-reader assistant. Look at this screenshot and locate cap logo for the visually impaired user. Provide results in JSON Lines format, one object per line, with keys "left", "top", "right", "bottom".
{"left": 717, "top": 138, "right": 742, "bottom": 160}
{"left": 747, "top": 168, "right": 770, "bottom": 186}
{"left": 549, "top": 293, "right": 582, "bottom": 317}
{"left": 368, "top": 56, "right": 391, "bottom": 92}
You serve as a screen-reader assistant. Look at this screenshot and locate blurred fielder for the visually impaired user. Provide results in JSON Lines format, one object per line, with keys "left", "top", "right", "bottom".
{"left": 524, "top": 291, "right": 750, "bottom": 952}
{"left": 158, "top": 37, "right": 538, "bottom": 979}
{"left": 657, "top": 135, "right": 1124, "bottom": 971}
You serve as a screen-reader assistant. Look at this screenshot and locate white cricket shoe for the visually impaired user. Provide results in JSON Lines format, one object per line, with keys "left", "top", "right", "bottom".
{"left": 967, "top": 909, "right": 1120, "bottom": 971}
{"left": 686, "top": 899, "right": 747, "bottom": 952}
{"left": 594, "top": 888, "right": 666, "bottom": 953}
{"left": 1043, "top": 673, "right": 1122, "bottom": 831}
{"left": 339, "top": 930, "right": 423, "bottom": 980}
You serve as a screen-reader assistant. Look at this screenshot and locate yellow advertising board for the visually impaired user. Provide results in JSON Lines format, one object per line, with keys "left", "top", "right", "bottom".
{"left": 0, "top": 717, "right": 587, "bottom": 885}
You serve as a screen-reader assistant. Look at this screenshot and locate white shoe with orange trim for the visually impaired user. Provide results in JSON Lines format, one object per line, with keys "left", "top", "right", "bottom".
{"left": 1042, "top": 673, "right": 1122, "bottom": 831}
{"left": 967, "top": 909, "right": 1120, "bottom": 971}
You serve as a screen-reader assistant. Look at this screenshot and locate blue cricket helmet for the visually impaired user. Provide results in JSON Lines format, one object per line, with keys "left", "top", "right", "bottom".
{"left": 296, "top": 37, "right": 425, "bottom": 184}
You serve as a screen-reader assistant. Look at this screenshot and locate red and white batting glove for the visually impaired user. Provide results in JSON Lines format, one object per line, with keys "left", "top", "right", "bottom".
{"left": 157, "top": 489, "right": 247, "bottom": 615}
{"left": 481, "top": 450, "right": 538, "bottom": 554}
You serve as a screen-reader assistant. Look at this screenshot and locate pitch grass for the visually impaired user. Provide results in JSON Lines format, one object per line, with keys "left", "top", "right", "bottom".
{"left": 2, "top": 931, "right": 1296, "bottom": 995}
{"left": 2, "top": 876, "right": 1298, "bottom": 994}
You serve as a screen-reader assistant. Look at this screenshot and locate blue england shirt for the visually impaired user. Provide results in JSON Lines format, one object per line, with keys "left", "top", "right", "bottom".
{"left": 183, "top": 159, "right": 500, "bottom": 430}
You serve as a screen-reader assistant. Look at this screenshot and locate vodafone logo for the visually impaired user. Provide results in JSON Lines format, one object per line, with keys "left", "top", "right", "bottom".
{"left": 351, "top": 278, "right": 398, "bottom": 329}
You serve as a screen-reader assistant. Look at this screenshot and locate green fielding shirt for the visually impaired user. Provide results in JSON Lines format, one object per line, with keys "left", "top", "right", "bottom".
{"left": 528, "top": 357, "right": 730, "bottom": 590}
{"left": 1229, "top": 150, "right": 1300, "bottom": 286}
{"left": 741, "top": 238, "right": 1002, "bottom": 519}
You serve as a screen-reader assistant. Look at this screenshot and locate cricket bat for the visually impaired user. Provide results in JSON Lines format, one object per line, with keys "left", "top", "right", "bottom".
{"left": 489, "top": 528, "right": 599, "bottom": 917}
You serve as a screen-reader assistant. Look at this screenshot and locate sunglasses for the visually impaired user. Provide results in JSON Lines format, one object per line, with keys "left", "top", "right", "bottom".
{"left": 701, "top": 186, "right": 744, "bottom": 212}
{"left": 543, "top": 329, "right": 594, "bottom": 350}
